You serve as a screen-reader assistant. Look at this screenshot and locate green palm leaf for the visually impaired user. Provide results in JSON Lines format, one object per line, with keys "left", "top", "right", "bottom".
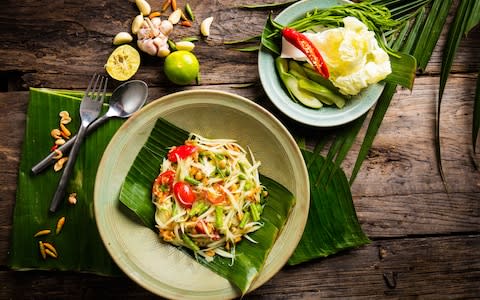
{"left": 438, "top": 0, "right": 480, "bottom": 166}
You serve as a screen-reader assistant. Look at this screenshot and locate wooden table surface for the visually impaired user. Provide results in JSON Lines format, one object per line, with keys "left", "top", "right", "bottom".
{"left": 1, "top": 0, "right": 479, "bottom": 298}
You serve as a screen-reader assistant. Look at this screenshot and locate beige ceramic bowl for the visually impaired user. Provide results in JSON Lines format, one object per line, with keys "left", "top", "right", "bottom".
{"left": 94, "top": 90, "right": 309, "bottom": 299}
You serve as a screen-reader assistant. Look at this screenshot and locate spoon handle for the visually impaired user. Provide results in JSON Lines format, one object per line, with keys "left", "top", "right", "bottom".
{"left": 31, "top": 114, "right": 110, "bottom": 175}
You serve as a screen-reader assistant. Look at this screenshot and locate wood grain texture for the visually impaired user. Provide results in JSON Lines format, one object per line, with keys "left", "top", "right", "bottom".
{"left": 0, "top": 236, "right": 478, "bottom": 299}
{"left": 0, "top": 0, "right": 478, "bottom": 298}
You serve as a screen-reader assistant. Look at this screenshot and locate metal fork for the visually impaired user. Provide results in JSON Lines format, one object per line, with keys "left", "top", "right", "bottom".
{"left": 50, "top": 74, "right": 108, "bottom": 212}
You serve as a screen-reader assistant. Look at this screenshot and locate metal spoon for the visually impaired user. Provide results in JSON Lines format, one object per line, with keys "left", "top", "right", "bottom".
{"left": 31, "top": 80, "right": 148, "bottom": 175}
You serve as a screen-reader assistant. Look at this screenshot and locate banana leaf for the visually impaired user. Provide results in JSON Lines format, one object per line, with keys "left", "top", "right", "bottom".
{"left": 118, "top": 118, "right": 296, "bottom": 294}
{"left": 288, "top": 150, "right": 370, "bottom": 265}
{"left": 9, "top": 88, "right": 122, "bottom": 276}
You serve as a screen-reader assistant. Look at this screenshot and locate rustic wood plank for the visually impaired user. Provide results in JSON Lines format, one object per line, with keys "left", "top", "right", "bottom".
{"left": 0, "top": 0, "right": 478, "bottom": 90}
{"left": 0, "top": 235, "right": 478, "bottom": 299}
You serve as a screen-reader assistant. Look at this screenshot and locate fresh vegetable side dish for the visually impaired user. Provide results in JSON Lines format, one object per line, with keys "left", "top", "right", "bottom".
{"left": 261, "top": 2, "right": 403, "bottom": 110}
{"left": 152, "top": 133, "right": 267, "bottom": 262}
{"left": 277, "top": 16, "right": 392, "bottom": 109}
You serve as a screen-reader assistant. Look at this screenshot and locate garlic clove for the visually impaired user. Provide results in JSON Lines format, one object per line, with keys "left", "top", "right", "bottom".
{"left": 137, "top": 39, "right": 158, "bottom": 56}
{"left": 157, "top": 47, "right": 171, "bottom": 58}
{"left": 200, "top": 16, "right": 214, "bottom": 37}
{"left": 175, "top": 41, "right": 195, "bottom": 52}
{"left": 159, "top": 20, "right": 173, "bottom": 36}
{"left": 168, "top": 9, "right": 182, "bottom": 25}
{"left": 136, "top": 0, "right": 151, "bottom": 16}
{"left": 131, "top": 14, "right": 145, "bottom": 34}
{"left": 113, "top": 32, "right": 133, "bottom": 45}
{"left": 150, "top": 17, "right": 161, "bottom": 27}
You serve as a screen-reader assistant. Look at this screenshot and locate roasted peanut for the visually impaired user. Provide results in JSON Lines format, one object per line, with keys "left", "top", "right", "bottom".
{"left": 52, "top": 149, "right": 63, "bottom": 160}
{"left": 54, "top": 157, "right": 68, "bottom": 172}
{"left": 34, "top": 229, "right": 51, "bottom": 237}
{"left": 55, "top": 138, "right": 66, "bottom": 145}
{"left": 60, "top": 123, "right": 71, "bottom": 138}
{"left": 51, "top": 129, "right": 62, "bottom": 139}
{"left": 39, "top": 241, "right": 47, "bottom": 259}
{"left": 42, "top": 242, "right": 58, "bottom": 256}
{"left": 56, "top": 216, "right": 65, "bottom": 234}
{"left": 68, "top": 192, "right": 77, "bottom": 205}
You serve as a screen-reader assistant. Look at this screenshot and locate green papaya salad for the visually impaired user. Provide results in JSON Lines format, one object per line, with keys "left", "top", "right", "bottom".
{"left": 152, "top": 133, "right": 268, "bottom": 262}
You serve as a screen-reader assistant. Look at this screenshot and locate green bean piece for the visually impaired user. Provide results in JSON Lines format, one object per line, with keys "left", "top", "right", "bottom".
{"left": 239, "top": 211, "right": 251, "bottom": 229}
{"left": 189, "top": 201, "right": 209, "bottom": 216}
{"left": 250, "top": 203, "right": 260, "bottom": 222}
{"left": 185, "top": 176, "right": 201, "bottom": 185}
{"left": 215, "top": 206, "right": 223, "bottom": 229}
{"left": 182, "top": 234, "right": 200, "bottom": 252}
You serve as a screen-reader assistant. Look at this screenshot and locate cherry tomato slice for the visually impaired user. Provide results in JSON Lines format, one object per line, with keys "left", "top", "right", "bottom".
{"left": 168, "top": 145, "right": 197, "bottom": 162}
{"left": 152, "top": 170, "right": 175, "bottom": 198}
{"left": 205, "top": 183, "right": 226, "bottom": 204}
{"left": 173, "top": 181, "right": 196, "bottom": 208}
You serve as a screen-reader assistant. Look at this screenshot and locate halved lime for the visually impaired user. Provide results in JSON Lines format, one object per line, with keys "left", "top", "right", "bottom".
{"left": 105, "top": 45, "right": 141, "bottom": 81}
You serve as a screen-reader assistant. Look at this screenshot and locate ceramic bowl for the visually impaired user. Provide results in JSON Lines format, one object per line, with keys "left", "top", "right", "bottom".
{"left": 258, "top": 0, "right": 385, "bottom": 127}
{"left": 94, "top": 90, "right": 310, "bottom": 299}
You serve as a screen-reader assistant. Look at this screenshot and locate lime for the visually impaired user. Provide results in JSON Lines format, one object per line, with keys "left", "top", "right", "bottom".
{"left": 105, "top": 45, "right": 140, "bottom": 81}
{"left": 164, "top": 50, "right": 200, "bottom": 85}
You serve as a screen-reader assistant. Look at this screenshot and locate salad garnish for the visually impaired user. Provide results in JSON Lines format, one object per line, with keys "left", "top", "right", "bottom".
{"left": 152, "top": 133, "right": 268, "bottom": 263}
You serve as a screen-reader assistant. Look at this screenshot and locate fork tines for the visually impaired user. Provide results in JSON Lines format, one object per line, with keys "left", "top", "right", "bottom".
{"left": 85, "top": 73, "right": 108, "bottom": 103}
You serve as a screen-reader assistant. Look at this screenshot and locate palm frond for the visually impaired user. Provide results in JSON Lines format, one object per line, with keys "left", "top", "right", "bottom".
{"left": 437, "top": 0, "right": 479, "bottom": 189}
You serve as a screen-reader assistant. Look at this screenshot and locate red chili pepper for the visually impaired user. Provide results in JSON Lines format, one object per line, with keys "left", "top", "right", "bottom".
{"left": 282, "top": 27, "right": 329, "bottom": 79}
{"left": 50, "top": 144, "right": 58, "bottom": 152}
{"left": 167, "top": 145, "right": 197, "bottom": 162}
